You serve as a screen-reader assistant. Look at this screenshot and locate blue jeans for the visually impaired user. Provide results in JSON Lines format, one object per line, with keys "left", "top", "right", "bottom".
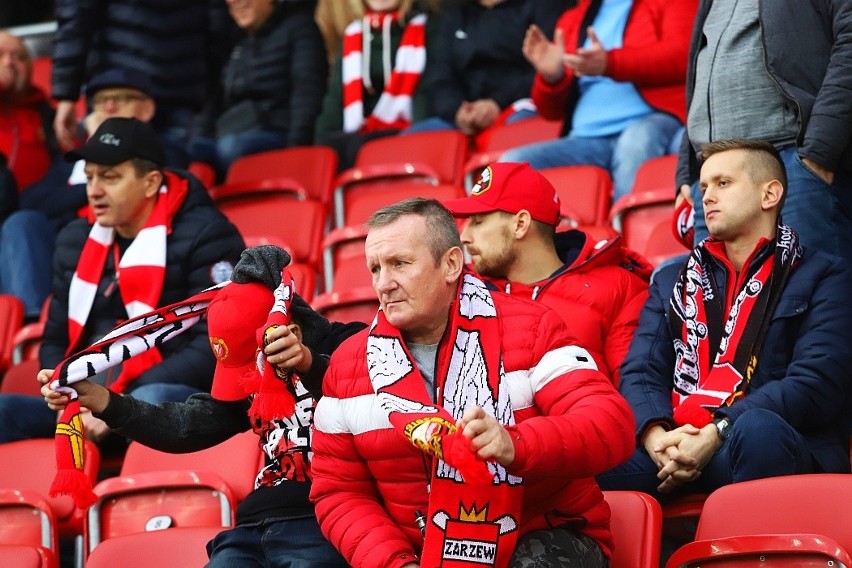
{"left": 596, "top": 409, "right": 816, "bottom": 500}
{"left": 691, "top": 146, "right": 852, "bottom": 263}
{"left": 0, "top": 210, "right": 55, "bottom": 318}
{"left": 0, "top": 383, "right": 200, "bottom": 444}
{"left": 190, "top": 130, "right": 290, "bottom": 181}
{"left": 501, "top": 112, "right": 683, "bottom": 202}
{"left": 204, "top": 517, "right": 347, "bottom": 568}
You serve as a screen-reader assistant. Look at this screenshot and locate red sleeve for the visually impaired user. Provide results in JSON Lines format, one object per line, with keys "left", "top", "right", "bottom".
{"left": 530, "top": 8, "right": 582, "bottom": 121}
{"left": 310, "top": 350, "right": 419, "bottom": 568}
{"left": 507, "top": 310, "right": 636, "bottom": 480}
{"left": 603, "top": 273, "right": 649, "bottom": 388}
{"left": 606, "top": 0, "right": 698, "bottom": 87}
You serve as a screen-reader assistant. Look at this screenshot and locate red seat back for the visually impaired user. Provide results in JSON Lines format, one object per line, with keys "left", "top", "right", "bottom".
{"left": 85, "top": 527, "right": 222, "bottom": 568}
{"left": 0, "top": 294, "right": 25, "bottom": 373}
{"left": 604, "top": 491, "right": 662, "bottom": 568}
{"left": 540, "top": 165, "right": 613, "bottom": 227}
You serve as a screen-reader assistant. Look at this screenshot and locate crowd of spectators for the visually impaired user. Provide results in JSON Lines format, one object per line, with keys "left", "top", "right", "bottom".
{"left": 4, "top": 0, "right": 852, "bottom": 567}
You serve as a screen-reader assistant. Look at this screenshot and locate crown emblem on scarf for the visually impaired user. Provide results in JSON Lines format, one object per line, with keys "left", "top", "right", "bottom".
{"left": 459, "top": 504, "right": 488, "bottom": 523}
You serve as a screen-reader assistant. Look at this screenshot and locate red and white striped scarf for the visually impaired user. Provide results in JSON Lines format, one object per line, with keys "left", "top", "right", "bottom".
{"left": 67, "top": 172, "right": 187, "bottom": 393}
{"left": 342, "top": 12, "right": 427, "bottom": 134}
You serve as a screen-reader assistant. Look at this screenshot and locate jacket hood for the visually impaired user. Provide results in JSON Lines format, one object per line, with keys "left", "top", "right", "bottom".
{"left": 554, "top": 229, "right": 653, "bottom": 283}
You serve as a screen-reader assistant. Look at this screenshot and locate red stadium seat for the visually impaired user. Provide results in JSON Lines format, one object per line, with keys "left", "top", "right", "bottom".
{"left": 667, "top": 474, "right": 852, "bottom": 567}
{"left": 604, "top": 491, "right": 662, "bottom": 568}
{"left": 0, "top": 544, "right": 53, "bottom": 568}
{"left": 12, "top": 296, "right": 50, "bottom": 365}
{"left": 0, "top": 359, "right": 42, "bottom": 396}
{"left": 0, "top": 294, "right": 25, "bottom": 374}
{"left": 85, "top": 527, "right": 223, "bottom": 568}
{"left": 312, "top": 287, "right": 379, "bottom": 325}
{"left": 0, "top": 489, "right": 58, "bottom": 568}
{"left": 187, "top": 161, "right": 217, "bottom": 189}
{"left": 632, "top": 154, "right": 678, "bottom": 196}
{"left": 540, "top": 165, "right": 613, "bottom": 227}
{"left": 610, "top": 189, "right": 675, "bottom": 254}
{"left": 321, "top": 225, "right": 369, "bottom": 293}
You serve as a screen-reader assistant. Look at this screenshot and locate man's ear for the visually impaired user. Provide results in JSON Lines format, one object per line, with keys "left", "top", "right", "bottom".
{"left": 143, "top": 169, "right": 163, "bottom": 198}
{"left": 444, "top": 246, "right": 465, "bottom": 283}
{"left": 137, "top": 99, "right": 156, "bottom": 123}
{"left": 514, "top": 210, "right": 533, "bottom": 239}
{"left": 762, "top": 179, "right": 784, "bottom": 211}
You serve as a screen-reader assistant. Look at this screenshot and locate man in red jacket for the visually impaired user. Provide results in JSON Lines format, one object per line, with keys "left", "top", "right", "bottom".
{"left": 310, "top": 197, "right": 634, "bottom": 567}
{"left": 445, "top": 161, "right": 650, "bottom": 386}
{"left": 501, "top": 0, "right": 697, "bottom": 202}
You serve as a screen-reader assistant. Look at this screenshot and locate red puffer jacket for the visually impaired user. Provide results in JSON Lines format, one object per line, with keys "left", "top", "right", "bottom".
{"left": 0, "top": 87, "right": 53, "bottom": 190}
{"left": 311, "top": 291, "right": 635, "bottom": 568}
{"left": 485, "top": 230, "right": 652, "bottom": 386}
{"left": 532, "top": 0, "right": 697, "bottom": 132}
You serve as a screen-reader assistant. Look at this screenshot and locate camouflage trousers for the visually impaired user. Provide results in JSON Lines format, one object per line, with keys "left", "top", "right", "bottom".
{"left": 509, "top": 527, "right": 609, "bottom": 568}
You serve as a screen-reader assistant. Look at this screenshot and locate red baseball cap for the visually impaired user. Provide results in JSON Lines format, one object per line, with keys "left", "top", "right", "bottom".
{"left": 207, "top": 281, "right": 273, "bottom": 401}
{"left": 444, "top": 162, "right": 561, "bottom": 225}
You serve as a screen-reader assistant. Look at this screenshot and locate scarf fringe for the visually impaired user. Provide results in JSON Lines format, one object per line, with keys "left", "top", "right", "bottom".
{"left": 49, "top": 469, "right": 98, "bottom": 509}
{"left": 248, "top": 390, "right": 296, "bottom": 423}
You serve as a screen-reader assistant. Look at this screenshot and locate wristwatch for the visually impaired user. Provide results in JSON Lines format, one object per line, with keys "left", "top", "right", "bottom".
{"left": 713, "top": 417, "right": 732, "bottom": 441}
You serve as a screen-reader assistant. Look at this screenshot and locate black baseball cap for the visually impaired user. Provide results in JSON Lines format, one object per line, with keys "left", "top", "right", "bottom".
{"left": 65, "top": 117, "right": 165, "bottom": 167}
{"left": 84, "top": 68, "right": 154, "bottom": 99}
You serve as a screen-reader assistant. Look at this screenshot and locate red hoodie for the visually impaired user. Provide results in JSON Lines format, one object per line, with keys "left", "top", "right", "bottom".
{"left": 483, "top": 230, "right": 652, "bottom": 386}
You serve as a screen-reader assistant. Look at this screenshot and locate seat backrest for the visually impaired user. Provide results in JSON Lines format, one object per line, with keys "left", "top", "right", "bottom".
{"left": 187, "top": 161, "right": 217, "bottom": 189}
{"left": 224, "top": 146, "right": 338, "bottom": 205}
{"left": 0, "top": 359, "right": 43, "bottom": 395}
{"left": 85, "top": 527, "right": 221, "bottom": 568}
{"left": 313, "top": 287, "right": 380, "bottom": 325}
{"left": 0, "top": 544, "right": 52, "bottom": 568}
{"left": 0, "top": 439, "right": 99, "bottom": 537}
{"left": 344, "top": 182, "right": 465, "bottom": 227}
{"left": 695, "top": 474, "right": 852, "bottom": 545}
{"left": 604, "top": 491, "right": 662, "bottom": 568}
{"left": 539, "top": 165, "right": 613, "bottom": 227}
{"left": 217, "top": 198, "right": 327, "bottom": 270}
{"left": 354, "top": 130, "right": 469, "bottom": 186}
{"left": 620, "top": 200, "right": 675, "bottom": 254}
{"left": 643, "top": 218, "right": 687, "bottom": 268}
{"left": 0, "top": 294, "right": 25, "bottom": 373}
{"left": 120, "top": 431, "right": 261, "bottom": 504}
{"left": 632, "top": 154, "right": 678, "bottom": 196}
{"left": 0, "top": 488, "right": 58, "bottom": 561}
{"left": 481, "top": 117, "right": 562, "bottom": 153}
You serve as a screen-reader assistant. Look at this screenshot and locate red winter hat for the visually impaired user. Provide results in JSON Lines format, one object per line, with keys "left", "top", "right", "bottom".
{"left": 208, "top": 281, "right": 274, "bottom": 401}
{"left": 444, "top": 162, "right": 561, "bottom": 225}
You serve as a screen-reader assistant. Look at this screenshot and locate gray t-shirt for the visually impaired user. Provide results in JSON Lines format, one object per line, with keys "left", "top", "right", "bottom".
{"left": 408, "top": 342, "right": 438, "bottom": 402}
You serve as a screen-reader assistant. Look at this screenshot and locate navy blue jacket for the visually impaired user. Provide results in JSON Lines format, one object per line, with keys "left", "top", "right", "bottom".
{"left": 620, "top": 247, "right": 852, "bottom": 473}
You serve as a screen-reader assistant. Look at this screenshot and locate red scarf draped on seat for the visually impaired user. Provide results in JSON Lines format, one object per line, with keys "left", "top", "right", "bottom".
{"left": 668, "top": 224, "right": 801, "bottom": 427}
{"left": 367, "top": 271, "right": 523, "bottom": 567}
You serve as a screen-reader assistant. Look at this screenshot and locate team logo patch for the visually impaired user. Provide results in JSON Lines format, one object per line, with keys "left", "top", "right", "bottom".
{"left": 470, "top": 166, "right": 493, "bottom": 196}
{"left": 209, "top": 337, "right": 229, "bottom": 361}
{"left": 209, "top": 261, "right": 234, "bottom": 284}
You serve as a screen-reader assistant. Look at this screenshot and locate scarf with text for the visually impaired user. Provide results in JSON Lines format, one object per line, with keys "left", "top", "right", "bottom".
{"left": 67, "top": 172, "right": 188, "bottom": 394}
{"left": 49, "top": 283, "right": 223, "bottom": 507}
{"left": 342, "top": 12, "right": 427, "bottom": 134}
{"left": 668, "top": 224, "right": 801, "bottom": 427}
{"left": 367, "top": 272, "right": 523, "bottom": 567}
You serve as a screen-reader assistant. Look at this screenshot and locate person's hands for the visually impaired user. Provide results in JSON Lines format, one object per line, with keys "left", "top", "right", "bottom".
{"left": 522, "top": 24, "right": 566, "bottom": 84}
{"left": 457, "top": 406, "right": 514, "bottom": 466}
{"left": 675, "top": 183, "right": 693, "bottom": 208}
{"left": 454, "top": 102, "right": 477, "bottom": 135}
{"left": 563, "top": 27, "right": 608, "bottom": 77}
{"left": 468, "top": 99, "right": 500, "bottom": 131}
{"left": 264, "top": 323, "right": 312, "bottom": 374}
{"left": 644, "top": 424, "right": 718, "bottom": 494}
{"left": 801, "top": 156, "right": 835, "bottom": 185}
{"left": 39, "top": 370, "right": 110, "bottom": 413}
{"left": 53, "top": 100, "right": 78, "bottom": 151}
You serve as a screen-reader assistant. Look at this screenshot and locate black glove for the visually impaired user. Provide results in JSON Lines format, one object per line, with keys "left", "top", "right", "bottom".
{"left": 231, "top": 245, "right": 291, "bottom": 289}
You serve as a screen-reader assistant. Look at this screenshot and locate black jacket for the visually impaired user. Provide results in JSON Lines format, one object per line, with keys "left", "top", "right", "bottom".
{"left": 427, "top": 0, "right": 564, "bottom": 120}
{"left": 677, "top": 0, "right": 852, "bottom": 187}
{"left": 216, "top": 3, "right": 328, "bottom": 146}
{"left": 42, "top": 170, "right": 245, "bottom": 392}
{"left": 51, "top": 0, "right": 232, "bottom": 110}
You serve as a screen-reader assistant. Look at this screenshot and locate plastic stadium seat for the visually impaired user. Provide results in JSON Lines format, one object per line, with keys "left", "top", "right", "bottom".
{"left": 31, "top": 57, "right": 86, "bottom": 118}
{"left": 643, "top": 218, "right": 688, "bottom": 268}
{"left": 214, "top": 196, "right": 327, "bottom": 272}
{"left": 0, "top": 294, "right": 25, "bottom": 374}
{"left": 312, "top": 287, "right": 379, "bottom": 325}
{"left": 321, "top": 225, "right": 369, "bottom": 294}
{"left": 12, "top": 296, "right": 50, "bottom": 365}
{"left": 463, "top": 117, "right": 563, "bottom": 187}
{"left": 0, "top": 544, "right": 52, "bottom": 568}
{"left": 187, "top": 161, "right": 217, "bottom": 189}
{"left": 632, "top": 154, "right": 678, "bottom": 196}
{"left": 0, "top": 359, "right": 42, "bottom": 395}
{"left": 610, "top": 189, "right": 675, "bottom": 254}
{"left": 218, "top": 146, "right": 338, "bottom": 206}
{"left": 86, "top": 431, "right": 261, "bottom": 555}
{"left": 343, "top": 181, "right": 465, "bottom": 228}
{"left": 667, "top": 474, "right": 852, "bottom": 567}
{"left": 0, "top": 489, "right": 58, "bottom": 568}
{"left": 85, "top": 526, "right": 223, "bottom": 568}
{"left": 539, "top": 165, "right": 613, "bottom": 227}
{"left": 333, "top": 130, "right": 468, "bottom": 227}
{"left": 604, "top": 491, "right": 662, "bottom": 568}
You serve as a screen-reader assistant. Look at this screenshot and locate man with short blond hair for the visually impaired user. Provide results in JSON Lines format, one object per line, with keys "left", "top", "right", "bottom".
{"left": 599, "top": 139, "right": 852, "bottom": 499}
